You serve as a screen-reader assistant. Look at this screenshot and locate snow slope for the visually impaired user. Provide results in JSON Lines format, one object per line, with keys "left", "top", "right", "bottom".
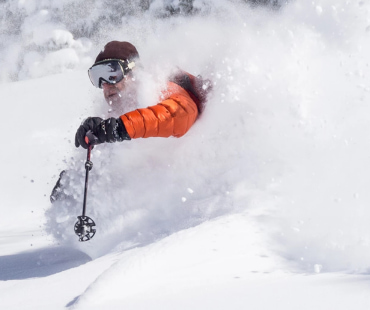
{"left": 1, "top": 0, "right": 370, "bottom": 309}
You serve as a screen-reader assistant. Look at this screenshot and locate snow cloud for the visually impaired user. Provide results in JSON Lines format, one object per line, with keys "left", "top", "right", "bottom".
{"left": 1, "top": 0, "right": 370, "bottom": 273}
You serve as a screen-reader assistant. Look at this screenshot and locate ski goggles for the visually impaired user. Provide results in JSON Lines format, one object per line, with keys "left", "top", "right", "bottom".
{"left": 88, "top": 59, "right": 136, "bottom": 88}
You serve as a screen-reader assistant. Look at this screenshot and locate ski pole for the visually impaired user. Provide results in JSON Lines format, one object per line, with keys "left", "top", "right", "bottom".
{"left": 74, "top": 131, "right": 98, "bottom": 242}
{"left": 82, "top": 143, "right": 93, "bottom": 217}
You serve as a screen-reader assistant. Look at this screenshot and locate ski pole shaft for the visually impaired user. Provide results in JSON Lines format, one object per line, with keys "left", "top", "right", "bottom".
{"left": 81, "top": 130, "right": 97, "bottom": 216}
{"left": 82, "top": 145, "right": 93, "bottom": 217}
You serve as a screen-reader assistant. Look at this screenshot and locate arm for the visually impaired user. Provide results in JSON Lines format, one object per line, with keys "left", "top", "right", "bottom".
{"left": 120, "top": 81, "right": 199, "bottom": 139}
{"left": 75, "top": 81, "right": 200, "bottom": 149}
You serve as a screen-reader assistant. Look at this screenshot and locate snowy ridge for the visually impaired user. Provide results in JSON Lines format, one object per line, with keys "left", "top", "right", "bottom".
{"left": 1, "top": 0, "right": 370, "bottom": 309}
{"left": 71, "top": 213, "right": 281, "bottom": 309}
{"left": 71, "top": 213, "right": 370, "bottom": 310}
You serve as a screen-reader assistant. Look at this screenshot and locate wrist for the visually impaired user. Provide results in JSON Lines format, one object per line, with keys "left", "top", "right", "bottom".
{"left": 116, "top": 117, "right": 131, "bottom": 141}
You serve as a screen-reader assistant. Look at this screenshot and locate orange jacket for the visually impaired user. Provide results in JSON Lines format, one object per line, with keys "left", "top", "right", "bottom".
{"left": 120, "top": 81, "right": 199, "bottom": 139}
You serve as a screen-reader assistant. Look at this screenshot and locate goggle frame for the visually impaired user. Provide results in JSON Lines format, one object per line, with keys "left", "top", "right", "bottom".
{"left": 88, "top": 59, "right": 135, "bottom": 88}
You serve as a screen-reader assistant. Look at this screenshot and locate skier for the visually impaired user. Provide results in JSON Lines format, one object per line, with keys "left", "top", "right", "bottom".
{"left": 74, "top": 40, "right": 211, "bottom": 149}
{"left": 51, "top": 40, "right": 211, "bottom": 202}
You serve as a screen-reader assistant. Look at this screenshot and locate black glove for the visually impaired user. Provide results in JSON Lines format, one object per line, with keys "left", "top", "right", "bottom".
{"left": 75, "top": 117, "right": 131, "bottom": 149}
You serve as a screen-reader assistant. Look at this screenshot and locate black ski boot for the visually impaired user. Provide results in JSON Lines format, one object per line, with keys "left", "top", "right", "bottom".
{"left": 50, "top": 170, "right": 67, "bottom": 203}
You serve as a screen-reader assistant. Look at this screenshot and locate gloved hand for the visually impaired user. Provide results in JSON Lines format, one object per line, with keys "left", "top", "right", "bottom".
{"left": 75, "top": 117, "right": 131, "bottom": 149}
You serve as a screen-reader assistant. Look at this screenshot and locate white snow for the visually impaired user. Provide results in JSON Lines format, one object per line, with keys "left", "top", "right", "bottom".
{"left": 1, "top": 0, "right": 370, "bottom": 309}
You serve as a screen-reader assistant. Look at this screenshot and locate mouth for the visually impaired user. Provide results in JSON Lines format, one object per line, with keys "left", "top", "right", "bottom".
{"left": 105, "top": 90, "right": 123, "bottom": 107}
{"left": 108, "top": 93, "right": 123, "bottom": 102}
{"left": 105, "top": 89, "right": 119, "bottom": 99}
{"left": 108, "top": 93, "right": 118, "bottom": 98}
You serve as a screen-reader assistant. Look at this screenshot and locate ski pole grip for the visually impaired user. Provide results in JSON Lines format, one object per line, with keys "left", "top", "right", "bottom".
{"left": 85, "top": 130, "right": 99, "bottom": 146}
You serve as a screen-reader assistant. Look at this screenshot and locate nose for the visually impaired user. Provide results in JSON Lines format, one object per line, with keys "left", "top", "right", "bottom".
{"left": 102, "top": 82, "right": 116, "bottom": 90}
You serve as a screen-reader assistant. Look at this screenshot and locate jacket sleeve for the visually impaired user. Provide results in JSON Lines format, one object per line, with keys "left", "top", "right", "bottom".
{"left": 119, "top": 81, "right": 198, "bottom": 139}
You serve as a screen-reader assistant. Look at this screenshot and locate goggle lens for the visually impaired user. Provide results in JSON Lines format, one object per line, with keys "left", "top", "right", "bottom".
{"left": 88, "top": 61, "right": 125, "bottom": 88}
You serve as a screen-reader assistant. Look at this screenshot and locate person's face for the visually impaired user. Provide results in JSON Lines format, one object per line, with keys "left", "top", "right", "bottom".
{"left": 102, "top": 76, "right": 127, "bottom": 107}
{"left": 101, "top": 70, "right": 138, "bottom": 115}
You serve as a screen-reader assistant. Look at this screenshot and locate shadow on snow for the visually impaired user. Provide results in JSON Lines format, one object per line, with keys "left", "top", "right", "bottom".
{"left": 0, "top": 246, "right": 91, "bottom": 280}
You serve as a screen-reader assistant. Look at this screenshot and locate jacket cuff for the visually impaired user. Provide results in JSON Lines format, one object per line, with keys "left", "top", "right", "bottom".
{"left": 116, "top": 117, "right": 131, "bottom": 141}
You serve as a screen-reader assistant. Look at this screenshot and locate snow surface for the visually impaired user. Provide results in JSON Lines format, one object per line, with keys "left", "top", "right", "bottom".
{"left": 1, "top": 0, "right": 370, "bottom": 309}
